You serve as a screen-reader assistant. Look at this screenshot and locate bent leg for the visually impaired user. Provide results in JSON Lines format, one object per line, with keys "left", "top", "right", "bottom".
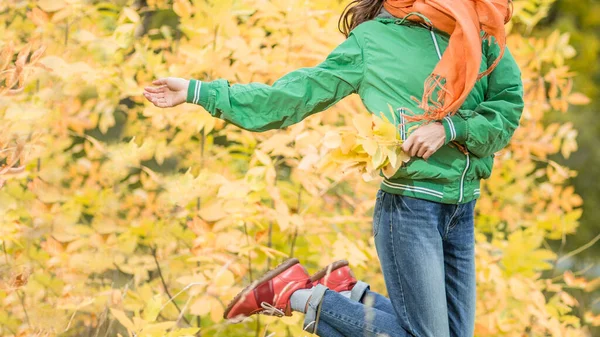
{"left": 310, "top": 288, "right": 410, "bottom": 337}
{"left": 362, "top": 290, "right": 395, "bottom": 314}
{"left": 312, "top": 320, "right": 345, "bottom": 337}
{"left": 349, "top": 280, "right": 395, "bottom": 315}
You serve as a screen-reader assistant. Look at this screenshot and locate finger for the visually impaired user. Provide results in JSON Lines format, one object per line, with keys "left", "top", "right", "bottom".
{"left": 148, "top": 92, "right": 166, "bottom": 101}
{"left": 146, "top": 91, "right": 165, "bottom": 99}
{"left": 417, "top": 144, "right": 429, "bottom": 158}
{"left": 143, "top": 92, "right": 159, "bottom": 102}
{"left": 144, "top": 85, "right": 166, "bottom": 93}
{"left": 422, "top": 150, "right": 434, "bottom": 161}
{"left": 402, "top": 137, "right": 414, "bottom": 156}
{"left": 409, "top": 139, "right": 421, "bottom": 157}
{"left": 152, "top": 78, "right": 167, "bottom": 86}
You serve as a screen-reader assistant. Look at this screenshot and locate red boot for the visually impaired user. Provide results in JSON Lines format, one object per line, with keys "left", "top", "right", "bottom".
{"left": 224, "top": 258, "right": 312, "bottom": 320}
{"left": 310, "top": 260, "right": 357, "bottom": 292}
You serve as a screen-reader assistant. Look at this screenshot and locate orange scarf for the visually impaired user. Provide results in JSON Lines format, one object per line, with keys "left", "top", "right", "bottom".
{"left": 384, "top": 0, "right": 513, "bottom": 123}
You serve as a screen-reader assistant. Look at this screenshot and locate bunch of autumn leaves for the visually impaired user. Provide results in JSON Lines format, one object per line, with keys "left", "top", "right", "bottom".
{"left": 319, "top": 108, "right": 413, "bottom": 181}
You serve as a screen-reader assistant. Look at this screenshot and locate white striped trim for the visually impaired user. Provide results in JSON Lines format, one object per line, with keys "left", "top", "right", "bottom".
{"left": 430, "top": 30, "right": 443, "bottom": 60}
{"left": 399, "top": 109, "right": 406, "bottom": 140}
{"left": 383, "top": 180, "right": 443, "bottom": 199}
{"left": 192, "top": 80, "right": 199, "bottom": 104}
{"left": 193, "top": 81, "right": 202, "bottom": 104}
{"left": 444, "top": 116, "right": 456, "bottom": 141}
{"left": 458, "top": 153, "right": 470, "bottom": 202}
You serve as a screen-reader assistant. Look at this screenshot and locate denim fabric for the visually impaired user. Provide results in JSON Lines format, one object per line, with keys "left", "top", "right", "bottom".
{"left": 309, "top": 190, "right": 477, "bottom": 337}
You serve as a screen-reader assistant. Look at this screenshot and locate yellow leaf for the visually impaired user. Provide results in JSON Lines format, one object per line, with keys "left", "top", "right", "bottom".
{"left": 585, "top": 277, "right": 600, "bottom": 292}
{"left": 142, "top": 294, "right": 162, "bottom": 322}
{"left": 214, "top": 269, "right": 234, "bottom": 288}
{"left": 381, "top": 162, "right": 396, "bottom": 178}
{"left": 371, "top": 147, "right": 385, "bottom": 168}
{"left": 322, "top": 131, "right": 341, "bottom": 149}
{"left": 190, "top": 295, "right": 212, "bottom": 316}
{"left": 584, "top": 311, "right": 600, "bottom": 326}
{"left": 372, "top": 113, "right": 398, "bottom": 141}
{"left": 167, "top": 328, "right": 201, "bottom": 337}
{"left": 210, "top": 300, "right": 224, "bottom": 322}
{"left": 123, "top": 7, "right": 140, "bottom": 23}
{"left": 110, "top": 308, "right": 135, "bottom": 332}
{"left": 173, "top": 0, "right": 193, "bottom": 18}
{"left": 199, "top": 201, "right": 227, "bottom": 222}
{"left": 339, "top": 132, "right": 356, "bottom": 155}
{"left": 142, "top": 321, "right": 177, "bottom": 334}
{"left": 567, "top": 92, "right": 590, "bottom": 105}
{"left": 358, "top": 138, "right": 378, "bottom": 156}
{"left": 38, "top": 0, "right": 66, "bottom": 12}
{"left": 352, "top": 113, "right": 372, "bottom": 137}
{"left": 254, "top": 149, "right": 272, "bottom": 166}
{"left": 0, "top": 41, "right": 13, "bottom": 72}
{"left": 155, "top": 140, "right": 168, "bottom": 165}
{"left": 29, "top": 45, "right": 46, "bottom": 64}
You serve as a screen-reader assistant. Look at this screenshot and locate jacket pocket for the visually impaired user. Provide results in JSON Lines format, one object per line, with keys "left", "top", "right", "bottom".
{"left": 389, "top": 145, "right": 465, "bottom": 182}
{"left": 469, "top": 153, "right": 494, "bottom": 180}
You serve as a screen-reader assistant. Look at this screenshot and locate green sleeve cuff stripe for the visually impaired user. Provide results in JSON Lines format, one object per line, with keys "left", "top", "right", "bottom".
{"left": 443, "top": 116, "right": 456, "bottom": 141}
{"left": 442, "top": 113, "right": 468, "bottom": 145}
{"left": 186, "top": 79, "right": 202, "bottom": 105}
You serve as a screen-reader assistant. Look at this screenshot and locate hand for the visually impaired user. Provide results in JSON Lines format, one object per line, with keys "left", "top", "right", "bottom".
{"left": 143, "top": 77, "right": 189, "bottom": 108}
{"left": 401, "top": 122, "right": 446, "bottom": 161}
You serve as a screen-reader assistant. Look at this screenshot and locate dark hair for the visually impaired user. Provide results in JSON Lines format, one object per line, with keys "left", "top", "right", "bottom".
{"left": 338, "top": 0, "right": 384, "bottom": 37}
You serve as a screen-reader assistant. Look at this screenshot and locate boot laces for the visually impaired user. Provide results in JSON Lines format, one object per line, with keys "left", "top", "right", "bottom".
{"left": 260, "top": 302, "right": 285, "bottom": 317}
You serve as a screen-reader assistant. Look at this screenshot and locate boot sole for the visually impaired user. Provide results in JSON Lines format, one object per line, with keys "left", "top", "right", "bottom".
{"left": 309, "top": 260, "right": 349, "bottom": 283}
{"left": 223, "top": 257, "right": 300, "bottom": 320}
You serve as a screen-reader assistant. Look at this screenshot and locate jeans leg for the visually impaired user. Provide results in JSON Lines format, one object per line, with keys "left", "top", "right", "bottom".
{"left": 374, "top": 192, "right": 452, "bottom": 337}
{"left": 315, "top": 290, "right": 410, "bottom": 337}
{"left": 350, "top": 280, "right": 396, "bottom": 314}
{"left": 313, "top": 320, "right": 346, "bottom": 337}
{"left": 443, "top": 199, "right": 477, "bottom": 337}
{"left": 362, "top": 290, "right": 395, "bottom": 314}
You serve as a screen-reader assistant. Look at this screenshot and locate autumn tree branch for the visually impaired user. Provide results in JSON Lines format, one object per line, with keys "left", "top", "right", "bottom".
{"left": 151, "top": 247, "right": 191, "bottom": 326}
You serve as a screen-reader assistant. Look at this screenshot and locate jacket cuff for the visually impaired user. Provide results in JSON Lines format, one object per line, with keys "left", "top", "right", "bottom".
{"left": 186, "top": 79, "right": 210, "bottom": 106}
{"left": 186, "top": 79, "right": 201, "bottom": 104}
{"left": 441, "top": 113, "right": 468, "bottom": 145}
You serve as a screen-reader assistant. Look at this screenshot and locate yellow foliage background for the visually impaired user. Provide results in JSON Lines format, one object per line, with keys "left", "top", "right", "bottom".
{"left": 0, "top": 0, "right": 598, "bottom": 336}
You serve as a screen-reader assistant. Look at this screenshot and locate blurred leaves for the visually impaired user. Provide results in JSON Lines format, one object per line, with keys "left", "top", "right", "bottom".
{"left": 0, "top": 0, "right": 596, "bottom": 336}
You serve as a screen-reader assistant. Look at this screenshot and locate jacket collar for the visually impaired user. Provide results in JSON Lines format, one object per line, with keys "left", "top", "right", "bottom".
{"left": 377, "top": 6, "right": 395, "bottom": 19}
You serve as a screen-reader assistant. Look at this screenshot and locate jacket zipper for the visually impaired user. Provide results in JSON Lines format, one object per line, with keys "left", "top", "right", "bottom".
{"left": 428, "top": 26, "right": 470, "bottom": 202}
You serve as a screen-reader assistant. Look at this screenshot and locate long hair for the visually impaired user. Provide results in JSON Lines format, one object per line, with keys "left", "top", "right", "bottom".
{"left": 338, "top": 0, "right": 384, "bottom": 37}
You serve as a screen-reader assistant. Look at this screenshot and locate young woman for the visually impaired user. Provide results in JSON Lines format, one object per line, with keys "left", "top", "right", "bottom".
{"left": 144, "top": 0, "right": 523, "bottom": 336}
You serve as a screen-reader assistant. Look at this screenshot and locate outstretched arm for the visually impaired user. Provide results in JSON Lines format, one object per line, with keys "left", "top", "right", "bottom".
{"left": 439, "top": 44, "right": 525, "bottom": 158}
{"left": 144, "top": 33, "right": 364, "bottom": 132}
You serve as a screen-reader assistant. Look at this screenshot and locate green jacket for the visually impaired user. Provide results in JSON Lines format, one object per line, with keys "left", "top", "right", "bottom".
{"left": 185, "top": 14, "right": 524, "bottom": 205}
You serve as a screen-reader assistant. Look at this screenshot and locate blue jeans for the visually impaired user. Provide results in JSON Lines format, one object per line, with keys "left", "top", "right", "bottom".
{"left": 304, "top": 190, "right": 478, "bottom": 337}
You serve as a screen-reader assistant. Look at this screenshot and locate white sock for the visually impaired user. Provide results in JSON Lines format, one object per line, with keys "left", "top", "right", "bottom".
{"left": 290, "top": 289, "right": 313, "bottom": 313}
{"left": 339, "top": 290, "right": 352, "bottom": 299}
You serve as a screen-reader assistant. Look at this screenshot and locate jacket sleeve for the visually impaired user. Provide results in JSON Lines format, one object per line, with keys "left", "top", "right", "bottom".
{"left": 186, "top": 33, "right": 364, "bottom": 132}
{"left": 440, "top": 44, "right": 525, "bottom": 158}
